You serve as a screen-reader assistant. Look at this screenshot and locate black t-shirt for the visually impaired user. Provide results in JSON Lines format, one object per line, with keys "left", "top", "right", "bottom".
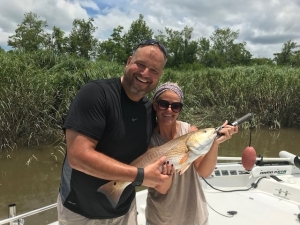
{"left": 59, "top": 77, "right": 155, "bottom": 219}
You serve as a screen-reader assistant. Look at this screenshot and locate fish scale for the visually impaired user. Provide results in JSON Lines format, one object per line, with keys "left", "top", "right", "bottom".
{"left": 131, "top": 133, "right": 191, "bottom": 168}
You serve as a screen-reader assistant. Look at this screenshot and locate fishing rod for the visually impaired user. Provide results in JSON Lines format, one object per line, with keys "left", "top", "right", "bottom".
{"left": 216, "top": 113, "right": 255, "bottom": 170}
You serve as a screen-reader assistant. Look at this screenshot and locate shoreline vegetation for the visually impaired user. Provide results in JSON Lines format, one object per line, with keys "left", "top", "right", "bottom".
{"left": 1, "top": 12, "right": 300, "bottom": 151}
{"left": 1, "top": 51, "right": 300, "bottom": 151}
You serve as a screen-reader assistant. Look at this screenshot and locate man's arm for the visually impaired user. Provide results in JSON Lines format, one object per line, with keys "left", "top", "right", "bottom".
{"left": 66, "top": 129, "right": 170, "bottom": 187}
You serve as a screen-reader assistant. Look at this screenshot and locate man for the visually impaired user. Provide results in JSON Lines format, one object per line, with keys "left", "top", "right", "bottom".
{"left": 57, "top": 39, "right": 170, "bottom": 224}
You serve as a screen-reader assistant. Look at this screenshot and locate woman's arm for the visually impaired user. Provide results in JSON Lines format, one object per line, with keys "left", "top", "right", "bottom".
{"left": 193, "top": 121, "right": 238, "bottom": 178}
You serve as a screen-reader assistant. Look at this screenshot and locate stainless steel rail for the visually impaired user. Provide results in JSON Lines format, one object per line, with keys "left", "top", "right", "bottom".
{"left": 0, "top": 203, "right": 57, "bottom": 225}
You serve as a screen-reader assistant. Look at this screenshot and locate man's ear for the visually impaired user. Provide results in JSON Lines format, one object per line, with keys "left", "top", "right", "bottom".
{"left": 126, "top": 56, "right": 132, "bottom": 66}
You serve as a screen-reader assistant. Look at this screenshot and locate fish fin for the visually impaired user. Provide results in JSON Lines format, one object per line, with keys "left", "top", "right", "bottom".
{"left": 179, "top": 163, "right": 191, "bottom": 175}
{"left": 97, "top": 181, "right": 130, "bottom": 208}
{"left": 179, "top": 152, "right": 189, "bottom": 165}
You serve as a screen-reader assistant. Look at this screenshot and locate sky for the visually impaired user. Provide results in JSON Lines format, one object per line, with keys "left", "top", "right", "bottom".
{"left": 0, "top": 0, "right": 299, "bottom": 59}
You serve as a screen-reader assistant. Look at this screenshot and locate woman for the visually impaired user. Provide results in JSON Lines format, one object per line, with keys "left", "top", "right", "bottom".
{"left": 145, "top": 82, "right": 237, "bottom": 225}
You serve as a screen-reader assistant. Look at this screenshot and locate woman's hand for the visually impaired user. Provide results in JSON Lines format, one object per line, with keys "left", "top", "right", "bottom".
{"left": 154, "top": 160, "right": 175, "bottom": 194}
{"left": 215, "top": 120, "right": 238, "bottom": 144}
{"left": 161, "top": 161, "right": 175, "bottom": 176}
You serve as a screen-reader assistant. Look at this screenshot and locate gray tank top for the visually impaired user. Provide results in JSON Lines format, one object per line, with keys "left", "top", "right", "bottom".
{"left": 145, "top": 121, "right": 209, "bottom": 225}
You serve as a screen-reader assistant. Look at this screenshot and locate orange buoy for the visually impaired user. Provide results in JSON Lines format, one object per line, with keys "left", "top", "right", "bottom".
{"left": 242, "top": 146, "right": 257, "bottom": 170}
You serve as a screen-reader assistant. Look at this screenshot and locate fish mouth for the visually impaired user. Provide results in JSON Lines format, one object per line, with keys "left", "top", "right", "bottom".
{"left": 214, "top": 127, "right": 223, "bottom": 139}
{"left": 210, "top": 131, "right": 218, "bottom": 140}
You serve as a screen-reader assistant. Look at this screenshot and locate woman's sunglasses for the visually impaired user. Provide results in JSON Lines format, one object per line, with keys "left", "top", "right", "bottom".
{"left": 156, "top": 100, "right": 183, "bottom": 113}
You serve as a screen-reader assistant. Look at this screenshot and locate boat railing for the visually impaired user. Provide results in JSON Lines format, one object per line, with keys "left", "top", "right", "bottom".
{"left": 217, "top": 156, "right": 291, "bottom": 162}
{"left": 0, "top": 203, "right": 57, "bottom": 225}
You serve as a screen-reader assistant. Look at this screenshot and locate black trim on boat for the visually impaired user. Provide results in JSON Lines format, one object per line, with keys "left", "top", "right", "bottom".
{"left": 294, "top": 156, "right": 300, "bottom": 169}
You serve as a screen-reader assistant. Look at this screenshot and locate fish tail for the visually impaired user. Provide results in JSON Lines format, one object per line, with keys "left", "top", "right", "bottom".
{"left": 97, "top": 181, "right": 129, "bottom": 208}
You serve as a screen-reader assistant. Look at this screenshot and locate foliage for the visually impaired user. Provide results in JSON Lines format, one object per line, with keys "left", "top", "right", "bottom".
{"left": 97, "top": 14, "right": 153, "bottom": 64}
{"left": 156, "top": 26, "right": 198, "bottom": 68}
{"left": 155, "top": 66, "right": 300, "bottom": 129}
{"left": 203, "top": 28, "right": 252, "bottom": 68}
{"left": 274, "top": 40, "right": 300, "bottom": 67}
{"left": 8, "top": 12, "right": 49, "bottom": 52}
{"left": 1, "top": 50, "right": 300, "bottom": 150}
{"left": 49, "top": 26, "right": 68, "bottom": 54}
{"left": 250, "top": 57, "right": 274, "bottom": 66}
{"left": 67, "top": 18, "right": 98, "bottom": 59}
{"left": 123, "top": 14, "right": 154, "bottom": 57}
{"left": 98, "top": 26, "right": 127, "bottom": 64}
{"left": 5, "top": 12, "right": 300, "bottom": 68}
{"left": 2, "top": 12, "right": 300, "bottom": 150}
{"left": 0, "top": 50, "right": 123, "bottom": 149}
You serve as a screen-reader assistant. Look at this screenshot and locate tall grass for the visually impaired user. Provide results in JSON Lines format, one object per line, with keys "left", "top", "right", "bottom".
{"left": 1, "top": 50, "right": 300, "bottom": 150}
{"left": 166, "top": 66, "right": 300, "bottom": 128}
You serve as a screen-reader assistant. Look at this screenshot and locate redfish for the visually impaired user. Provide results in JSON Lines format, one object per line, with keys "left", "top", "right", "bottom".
{"left": 98, "top": 128, "right": 217, "bottom": 207}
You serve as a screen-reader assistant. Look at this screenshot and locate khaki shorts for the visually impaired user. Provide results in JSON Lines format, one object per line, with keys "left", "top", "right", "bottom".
{"left": 57, "top": 194, "right": 138, "bottom": 225}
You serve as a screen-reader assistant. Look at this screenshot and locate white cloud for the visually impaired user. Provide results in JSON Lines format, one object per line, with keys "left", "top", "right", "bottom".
{"left": 75, "top": 0, "right": 100, "bottom": 11}
{"left": 0, "top": 0, "right": 300, "bottom": 58}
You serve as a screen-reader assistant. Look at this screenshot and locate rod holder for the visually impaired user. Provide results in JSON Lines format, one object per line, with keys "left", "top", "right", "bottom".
{"left": 8, "top": 204, "right": 16, "bottom": 217}
{"left": 7, "top": 204, "right": 24, "bottom": 225}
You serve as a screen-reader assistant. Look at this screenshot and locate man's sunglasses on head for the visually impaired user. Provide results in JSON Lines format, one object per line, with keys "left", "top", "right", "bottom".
{"left": 135, "top": 39, "right": 168, "bottom": 58}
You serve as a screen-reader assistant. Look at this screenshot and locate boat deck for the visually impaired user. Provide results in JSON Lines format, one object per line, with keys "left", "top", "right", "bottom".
{"left": 136, "top": 164, "right": 300, "bottom": 225}
{"left": 205, "top": 191, "right": 299, "bottom": 224}
{"left": 202, "top": 174, "right": 300, "bottom": 225}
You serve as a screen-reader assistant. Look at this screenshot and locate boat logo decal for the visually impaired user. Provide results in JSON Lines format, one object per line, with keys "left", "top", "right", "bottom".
{"left": 259, "top": 170, "right": 287, "bottom": 175}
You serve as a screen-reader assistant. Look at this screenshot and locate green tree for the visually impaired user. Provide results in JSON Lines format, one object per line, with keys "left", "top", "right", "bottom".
{"left": 273, "top": 40, "right": 300, "bottom": 67}
{"left": 123, "top": 14, "right": 153, "bottom": 57}
{"left": 158, "top": 26, "right": 198, "bottom": 68}
{"left": 0, "top": 46, "right": 5, "bottom": 54}
{"left": 250, "top": 57, "right": 274, "bottom": 66}
{"left": 8, "top": 12, "right": 48, "bottom": 51}
{"left": 206, "top": 28, "right": 252, "bottom": 67}
{"left": 97, "top": 26, "right": 127, "bottom": 63}
{"left": 50, "top": 26, "right": 68, "bottom": 54}
{"left": 181, "top": 27, "right": 198, "bottom": 65}
{"left": 67, "top": 18, "right": 98, "bottom": 59}
{"left": 197, "top": 37, "right": 210, "bottom": 61}
{"left": 229, "top": 42, "right": 252, "bottom": 65}
{"left": 164, "top": 28, "right": 183, "bottom": 67}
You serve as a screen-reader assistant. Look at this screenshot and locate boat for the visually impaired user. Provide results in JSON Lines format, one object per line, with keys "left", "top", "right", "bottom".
{"left": 135, "top": 150, "right": 300, "bottom": 225}
{"left": 1, "top": 150, "right": 299, "bottom": 225}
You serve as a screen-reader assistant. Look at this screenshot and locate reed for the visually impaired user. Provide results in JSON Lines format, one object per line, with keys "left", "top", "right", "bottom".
{"left": 159, "top": 66, "right": 300, "bottom": 128}
{"left": 1, "top": 50, "right": 300, "bottom": 150}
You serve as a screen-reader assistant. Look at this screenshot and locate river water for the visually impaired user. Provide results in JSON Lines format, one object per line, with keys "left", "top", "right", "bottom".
{"left": 0, "top": 128, "right": 299, "bottom": 224}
